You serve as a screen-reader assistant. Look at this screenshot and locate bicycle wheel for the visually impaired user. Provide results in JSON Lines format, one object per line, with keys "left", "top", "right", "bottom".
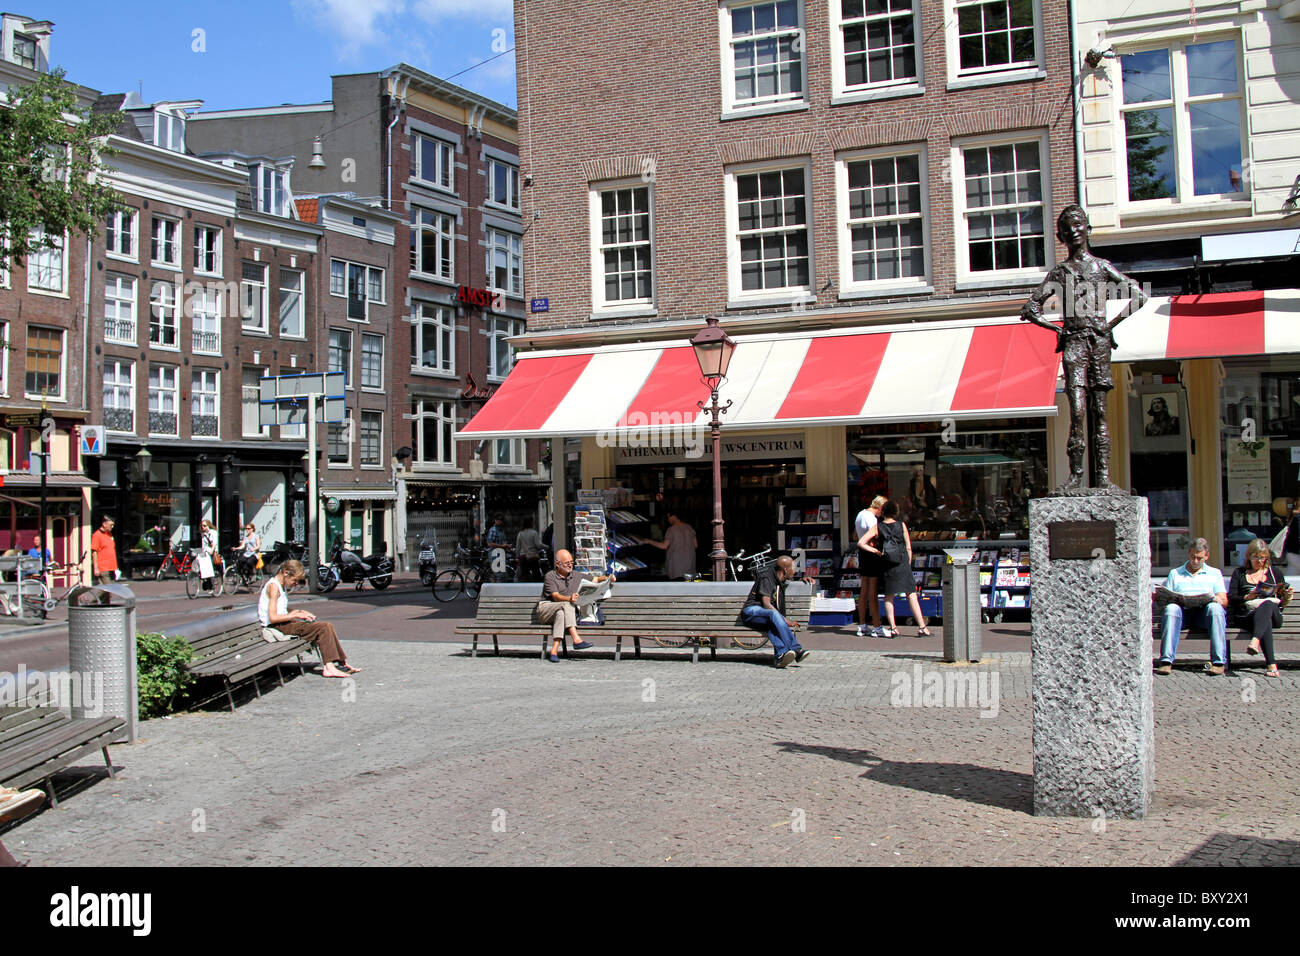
{"left": 432, "top": 569, "right": 464, "bottom": 602}
{"left": 223, "top": 566, "right": 242, "bottom": 594}
{"left": 156, "top": 558, "right": 171, "bottom": 581}
{"left": 185, "top": 570, "right": 202, "bottom": 599}
{"left": 731, "top": 632, "right": 771, "bottom": 649}
{"left": 652, "top": 634, "right": 691, "bottom": 648}
{"left": 19, "top": 580, "right": 50, "bottom": 619}
{"left": 463, "top": 566, "right": 483, "bottom": 599}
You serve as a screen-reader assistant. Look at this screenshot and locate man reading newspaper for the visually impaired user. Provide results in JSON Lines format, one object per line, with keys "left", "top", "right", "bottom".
{"left": 537, "top": 549, "right": 615, "bottom": 662}
{"left": 1154, "top": 538, "right": 1228, "bottom": 675}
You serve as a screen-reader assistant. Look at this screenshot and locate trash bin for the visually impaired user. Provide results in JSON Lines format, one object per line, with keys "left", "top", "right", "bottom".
{"left": 941, "top": 549, "right": 982, "bottom": 663}
{"left": 67, "top": 583, "right": 138, "bottom": 743}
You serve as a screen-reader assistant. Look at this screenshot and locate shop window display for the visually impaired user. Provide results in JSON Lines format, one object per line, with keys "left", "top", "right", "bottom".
{"left": 846, "top": 420, "right": 1048, "bottom": 540}
{"left": 1128, "top": 373, "right": 1191, "bottom": 571}
{"left": 1220, "top": 358, "right": 1300, "bottom": 571}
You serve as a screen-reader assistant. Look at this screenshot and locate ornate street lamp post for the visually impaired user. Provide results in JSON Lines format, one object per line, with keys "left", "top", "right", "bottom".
{"left": 690, "top": 316, "right": 736, "bottom": 581}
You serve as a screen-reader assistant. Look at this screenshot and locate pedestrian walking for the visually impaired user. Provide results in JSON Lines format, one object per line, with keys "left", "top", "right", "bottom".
{"left": 91, "top": 516, "right": 118, "bottom": 585}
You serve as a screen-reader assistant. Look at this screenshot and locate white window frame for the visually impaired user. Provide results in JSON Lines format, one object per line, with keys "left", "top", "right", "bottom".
{"left": 718, "top": 0, "right": 808, "bottom": 117}
{"left": 950, "top": 130, "right": 1052, "bottom": 286}
{"left": 836, "top": 146, "right": 931, "bottom": 295}
{"left": 487, "top": 316, "right": 523, "bottom": 383}
{"left": 12, "top": 32, "right": 36, "bottom": 70}
{"left": 360, "top": 410, "right": 384, "bottom": 469}
{"left": 829, "top": 0, "right": 923, "bottom": 102}
{"left": 26, "top": 227, "right": 66, "bottom": 295}
{"left": 1113, "top": 35, "right": 1248, "bottom": 209}
{"left": 328, "top": 328, "right": 353, "bottom": 390}
{"left": 411, "top": 132, "right": 455, "bottom": 192}
{"left": 24, "top": 326, "right": 65, "bottom": 400}
{"left": 487, "top": 158, "right": 521, "bottom": 211}
{"left": 105, "top": 209, "right": 137, "bottom": 262}
{"left": 327, "top": 419, "right": 353, "bottom": 468}
{"left": 103, "top": 360, "right": 135, "bottom": 434}
{"left": 149, "top": 281, "right": 180, "bottom": 351}
{"left": 411, "top": 399, "right": 457, "bottom": 468}
{"left": 193, "top": 224, "right": 221, "bottom": 276}
{"left": 242, "top": 365, "right": 268, "bottom": 438}
{"left": 411, "top": 303, "right": 456, "bottom": 377}
{"left": 486, "top": 228, "right": 523, "bottom": 299}
{"left": 0, "top": 320, "right": 7, "bottom": 396}
{"left": 249, "top": 164, "right": 287, "bottom": 216}
{"left": 191, "top": 368, "right": 220, "bottom": 440}
{"left": 946, "top": 0, "right": 1044, "bottom": 88}
{"left": 492, "top": 438, "right": 525, "bottom": 470}
{"left": 150, "top": 216, "right": 180, "bottom": 270}
{"left": 724, "top": 159, "right": 815, "bottom": 305}
{"left": 147, "top": 364, "right": 179, "bottom": 438}
{"left": 360, "top": 333, "right": 384, "bottom": 391}
{"left": 104, "top": 273, "right": 138, "bottom": 344}
{"left": 191, "top": 285, "right": 222, "bottom": 355}
{"left": 241, "top": 261, "right": 269, "bottom": 333}
{"left": 279, "top": 268, "right": 305, "bottom": 338}
{"left": 329, "top": 258, "right": 384, "bottom": 322}
{"left": 410, "top": 207, "right": 456, "bottom": 282}
{"left": 589, "top": 180, "right": 656, "bottom": 315}
{"left": 154, "top": 110, "right": 186, "bottom": 152}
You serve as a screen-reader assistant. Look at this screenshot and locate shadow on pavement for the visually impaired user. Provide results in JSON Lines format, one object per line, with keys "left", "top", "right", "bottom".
{"left": 1176, "top": 833, "right": 1300, "bottom": 866}
{"left": 0, "top": 765, "right": 116, "bottom": 838}
{"left": 774, "top": 740, "right": 1033, "bottom": 813}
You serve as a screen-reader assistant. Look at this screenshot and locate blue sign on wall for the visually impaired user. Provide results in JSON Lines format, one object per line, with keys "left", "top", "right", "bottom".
{"left": 530, "top": 298, "right": 550, "bottom": 313}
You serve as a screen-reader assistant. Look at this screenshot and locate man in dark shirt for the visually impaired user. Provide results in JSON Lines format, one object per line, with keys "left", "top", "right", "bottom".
{"left": 738, "top": 555, "right": 808, "bottom": 668}
{"left": 538, "top": 549, "right": 611, "bottom": 662}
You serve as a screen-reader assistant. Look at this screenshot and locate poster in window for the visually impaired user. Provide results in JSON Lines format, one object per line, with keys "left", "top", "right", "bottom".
{"left": 1227, "top": 437, "right": 1270, "bottom": 505}
{"left": 1130, "top": 386, "right": 1186, "bottom": 453}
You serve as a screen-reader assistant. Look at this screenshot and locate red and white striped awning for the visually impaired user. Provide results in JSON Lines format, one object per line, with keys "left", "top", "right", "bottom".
{"left": 1113, "top": 289, "right": 1300, "bottom": 363}
{"left": 459, "top": 316, "right": 1061, "bottom": 440}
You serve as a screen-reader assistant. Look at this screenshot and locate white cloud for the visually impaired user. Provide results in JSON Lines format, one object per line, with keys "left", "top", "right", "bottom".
{"left": 412, "top": 0, "right": 514, "bottom": 22}
{"left": 290, "top": 0, "right": 408, "bottom": 59}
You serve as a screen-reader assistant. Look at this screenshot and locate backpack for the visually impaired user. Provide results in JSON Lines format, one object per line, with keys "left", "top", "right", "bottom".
{"left": 881, "top": 524, "right": 907, "bottom": 567}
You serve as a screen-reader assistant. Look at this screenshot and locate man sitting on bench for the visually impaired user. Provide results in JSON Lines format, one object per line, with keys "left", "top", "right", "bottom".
{"left": 1155, "top": 538, "right": 1228, "bottom": 676}
{"left": 538, "top": 550, "right": 613, "bottom": 663}
{"left": 738, "top": 555, "right": 809, "bottom": 669}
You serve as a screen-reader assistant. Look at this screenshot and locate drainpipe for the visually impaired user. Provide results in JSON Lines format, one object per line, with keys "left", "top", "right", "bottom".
{"left": 385, "top": 73, "right": 410, "bottom": 212}
{"left": 1069, "top": 5, "right": 1085, "bottom": 207}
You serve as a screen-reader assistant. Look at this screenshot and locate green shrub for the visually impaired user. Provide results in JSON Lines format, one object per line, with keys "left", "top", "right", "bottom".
{"left": 137, "top": 632, "right": 194, "bottom": 719}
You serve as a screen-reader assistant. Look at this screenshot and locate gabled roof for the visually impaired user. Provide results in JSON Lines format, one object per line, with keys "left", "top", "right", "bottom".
{"left": 92, "top": 93, "right": 142, "bottom": 142}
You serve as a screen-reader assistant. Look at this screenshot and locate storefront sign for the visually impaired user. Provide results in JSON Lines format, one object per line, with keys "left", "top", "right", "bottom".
{"left": 80, "top": 425, "right": 106, "bottom": 456}
{"left": 1048, "top": 521, "right": 1117, "bottom": 560}
{"left": 241, "top": 471, "right": 286, "bottom": 546}
{"left": 460, "top": 373, "right": 496, "bottom": 403}
{"left": 1226, "top": 437, "right": 1270, "bottom": 504}
{"left": 457, "top": 285, "right": 502, "bottom": 310}
{"left": 614, "top": 433, "right": 805, "bottom": 465}
{"left": 3, "top": 413, "right": 41, "bottom": 427}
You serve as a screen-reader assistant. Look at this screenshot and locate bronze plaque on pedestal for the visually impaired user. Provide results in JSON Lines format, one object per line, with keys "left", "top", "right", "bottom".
{"left": 1048, "top": 520, "right": 1117, "bottom": 559}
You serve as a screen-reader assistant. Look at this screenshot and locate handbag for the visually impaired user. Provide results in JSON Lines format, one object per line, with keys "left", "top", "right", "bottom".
{"left": 255, "top": 554, "right": 264, "bottom": 570}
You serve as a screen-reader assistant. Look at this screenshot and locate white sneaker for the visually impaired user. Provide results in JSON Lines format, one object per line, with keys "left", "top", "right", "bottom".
{"left": 856, "top": 624, "right": 869, "bottom": 637}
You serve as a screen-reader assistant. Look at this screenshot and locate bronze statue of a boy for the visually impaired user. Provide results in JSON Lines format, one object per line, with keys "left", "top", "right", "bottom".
{"left": 1021, "top": 204, "right": 1148, "bottom": 495}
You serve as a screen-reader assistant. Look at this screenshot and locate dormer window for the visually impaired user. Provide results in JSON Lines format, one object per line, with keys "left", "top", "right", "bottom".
{"left": 12, "top": 33, "right": 36, "bottom": 70}
{"left": 249, "top": 164, "right": 287, "bottom": 216}
{"left": 154, "top": 111, "right": 186, "bottom": 152}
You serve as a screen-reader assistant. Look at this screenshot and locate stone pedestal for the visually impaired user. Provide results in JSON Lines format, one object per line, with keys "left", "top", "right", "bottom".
{"left": 1029, "top": 494, "right": 1153, "bottom": 819}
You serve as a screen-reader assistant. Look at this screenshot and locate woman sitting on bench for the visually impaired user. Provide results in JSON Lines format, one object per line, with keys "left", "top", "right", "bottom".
{"left": 1229, "top": 539, "right": 1290, "bottom": 678}
{"left": 259, "top": 560, "right": 359, "bottom": 678}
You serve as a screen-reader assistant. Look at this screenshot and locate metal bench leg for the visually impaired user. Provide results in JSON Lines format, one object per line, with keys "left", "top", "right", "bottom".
{"left": 471, "top": 634, "right": 478, "bottom": 658}
{"left": 710, "top": 638, "right": 717, "bottom": 661}
{"left": 252, "top": 675, "right": 262, "bottom": 698}
{"left": 103, "top": 746, "right": 117, "bottom": 779}
{"left": 276, "top": 664, "right": 285, "bottom": 687}
{"left": 493, "top": 634, "right": 500, "bottom": 656}
{"left": 541, "top": 636, "right": 548, "bottom": 660}
{"left": 615, "top": 635, "right": 622, "bottom": 662}
{"left": 691, "top": 640, "right": 699, "bottom": 664}
{"left": 635, "top": 636, "right": 641, "bottom": 659}
{"left": 225, "top": 680, "right": 236, "bottom": 714}
{"left": 45, "top": 778, "right": 58, "bottom": 809}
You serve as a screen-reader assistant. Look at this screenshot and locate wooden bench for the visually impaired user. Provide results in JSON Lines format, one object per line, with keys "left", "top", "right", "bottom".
{"left": 161, "top": 606, "right": 316, "bottom": 712}
{"left": 456, "top": 582, "right": 813, "bottom": 662}
{"left": 1151, "top": 600, "right": 1300, "bottom": 667}
{"left": 0, "top": 703, "right": 127, "bottom": 808}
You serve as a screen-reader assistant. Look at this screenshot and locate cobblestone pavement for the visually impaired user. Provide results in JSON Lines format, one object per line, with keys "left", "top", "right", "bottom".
{"left": 5, "top": 644, "right": 1298, "bottom": 866}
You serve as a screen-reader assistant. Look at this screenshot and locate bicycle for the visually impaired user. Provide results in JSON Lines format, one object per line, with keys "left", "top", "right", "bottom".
{"left": 263, "top": 540, "right": 308, "bottom": 576}
{"left": 653, "top": 547, "right": 779, "bottom": 651}
{"left": 154, "top": 544, "right": 194, "bottom": 580}
{"left": 432, "top": 544, "right": 498, "bottom": 602}
{"left": 222, "top": 550, "right": 264, "bottom": 595}
{"left": 185, "top": 550, "right": 225, "bottom": 599}
{"left": 0, "top": 552, "right": 91, "bottom": 620}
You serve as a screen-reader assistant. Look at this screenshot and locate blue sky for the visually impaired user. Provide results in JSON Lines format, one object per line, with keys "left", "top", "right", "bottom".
{"left": 34, "top": 0, "right": 517, "bottom": 110}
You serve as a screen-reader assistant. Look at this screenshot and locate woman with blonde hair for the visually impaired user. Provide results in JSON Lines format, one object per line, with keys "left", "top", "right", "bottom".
{"left": 259, "top": 559, "right": 358, "bottom": 678}
{"left": 1228, "top": 538, "right": 1291, "bottom": 677}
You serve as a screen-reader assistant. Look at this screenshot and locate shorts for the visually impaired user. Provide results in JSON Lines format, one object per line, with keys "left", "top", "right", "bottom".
{"left": 1061, "top": 330, "right": 1115, "bottom": 390}
{"left": 857, "top": 547, "right": 884, "bottom": 580}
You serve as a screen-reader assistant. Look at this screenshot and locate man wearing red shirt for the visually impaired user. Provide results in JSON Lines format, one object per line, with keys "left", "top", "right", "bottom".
{"left": 91, "top": 516, "right": 118, "bottom": 584}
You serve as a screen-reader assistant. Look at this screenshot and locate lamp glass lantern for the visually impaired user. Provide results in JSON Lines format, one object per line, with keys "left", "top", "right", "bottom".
{"left": 690, "top": 316, "right": 736, "bottom": 385}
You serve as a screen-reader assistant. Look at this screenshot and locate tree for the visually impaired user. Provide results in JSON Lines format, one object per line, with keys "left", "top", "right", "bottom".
{"left": 0, "top": 67, "right": 123, "bottom": 264}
